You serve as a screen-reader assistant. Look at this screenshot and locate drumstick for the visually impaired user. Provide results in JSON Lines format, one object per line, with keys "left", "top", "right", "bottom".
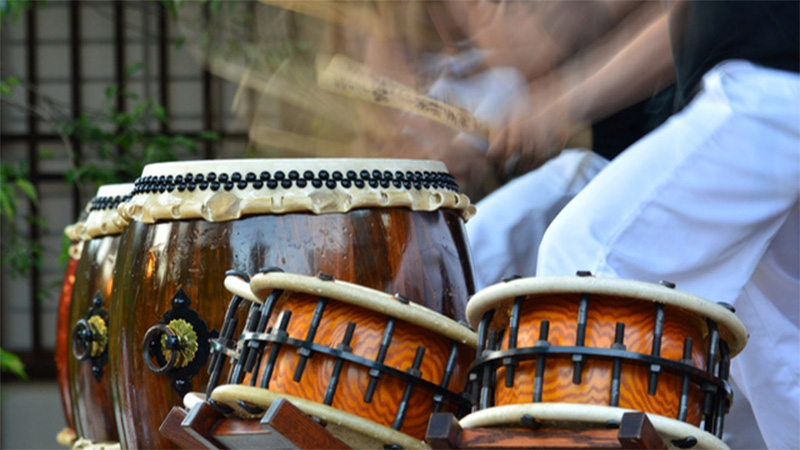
{"left": 316, "top": 54, "right": 491, "bottom": 140}
{"left": 317, "top": 54, "right": 592, "bottom": 150}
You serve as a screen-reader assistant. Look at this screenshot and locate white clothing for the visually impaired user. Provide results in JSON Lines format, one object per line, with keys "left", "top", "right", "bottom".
{"left": 537, "top": 61, "right": 800, "bottom": 449}
{"left": 467, "top": 149, "right": 609, "bottom": 290}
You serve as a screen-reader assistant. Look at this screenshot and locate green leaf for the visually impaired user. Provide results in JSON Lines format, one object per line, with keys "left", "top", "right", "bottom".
{"left": 14, "top": 179, "right": 37, "bottom": 204}
{"left": 0, "top": 189, "right": 16, "bottom": 219}
{"left": 126, "top": 62, "right": 144, "bottom": 78}
{"left": 0, "top": 349, "right": 28, "bottom": 380}
{"left": 105, "top": 84, "right": 118, "bottom": 100}
{"left": 198, "top": 131, "right": 220, "bottom": 141}
{"left": 152, "top": 103, "right": 167, "bottom": 123}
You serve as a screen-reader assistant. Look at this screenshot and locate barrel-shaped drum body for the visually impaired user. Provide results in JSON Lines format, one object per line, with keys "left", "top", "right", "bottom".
{"left": 55, "top": 222, "right": 83, "bottom": 443}
{"left": 213, "top": 273, "right": 476, "bottom": 441}
{"left": 109, "top": 159, "right": 476, "bottom": 449}
{"left": 466, "top": 276, "right": 747, "bottom": 438}
{"left": 66, "top": 185, "right": 132, "bottom": 444}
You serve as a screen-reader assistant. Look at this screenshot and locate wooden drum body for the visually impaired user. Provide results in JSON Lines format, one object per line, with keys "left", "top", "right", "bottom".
{"left": 465, "top": 275, "right": 747, "bottom": 445}
{"left": 208, "top": 272, "right": 476, "bottom": 445}
{"left": 109, "top": 159, "right": 476, "bottom": 449}
{"left": 55, "top": 222, "right": 83, "bottom": 446}
{"left": 66, "top": 185, "right": 132, "bottom": 444}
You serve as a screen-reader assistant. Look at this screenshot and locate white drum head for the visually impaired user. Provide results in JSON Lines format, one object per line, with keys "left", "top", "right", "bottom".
{"left": 211, "top": 384, "right": 428, "bottom": 449}
{"left": 460, "top": 403, "right": 729, "bottom": 449}
{"left": 466, "top": 276, "right": 747, "bottom": 356}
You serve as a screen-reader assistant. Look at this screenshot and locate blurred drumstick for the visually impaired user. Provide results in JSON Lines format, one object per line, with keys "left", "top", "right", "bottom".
{"left": 317, "top": 54, "right": 491, "bottom": 140}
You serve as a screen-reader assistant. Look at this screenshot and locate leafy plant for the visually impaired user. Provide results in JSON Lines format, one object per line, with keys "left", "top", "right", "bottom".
{"left": 0, "top": 348, "right": 28, "bottom": 380}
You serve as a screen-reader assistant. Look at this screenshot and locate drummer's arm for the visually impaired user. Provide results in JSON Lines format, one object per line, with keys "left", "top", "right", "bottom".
{"left": 563, "top": 10, "right": 675, "bottom": 126}
{"left": 487, "top": 11, "right": 675, "bottom": 168}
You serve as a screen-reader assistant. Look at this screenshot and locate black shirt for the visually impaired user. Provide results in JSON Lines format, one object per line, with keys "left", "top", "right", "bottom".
{"left": 670, "top": 0, "right": 800, "bottom": 109}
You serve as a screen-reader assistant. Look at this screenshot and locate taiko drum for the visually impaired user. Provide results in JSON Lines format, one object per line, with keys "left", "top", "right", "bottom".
{"left": 109, "top": 159, "right": 476, "bottom": 449}
{"left": 66, "top": 184, "right": 133, "bottom": 444}
{"left": 55, "top": 220, "right": 84, "bottom": 446}
{"left": 466, "top": 275, "right": 747, "bottom": 438}
{"left": 209, "top": 272, "right": 476, "bottom": 443}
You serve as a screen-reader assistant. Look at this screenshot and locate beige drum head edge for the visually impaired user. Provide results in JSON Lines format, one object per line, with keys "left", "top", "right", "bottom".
{"left": 230, "top": 271, "right": 477, "bottom": 348}
{"left": 466, "top": 276, "right": 747, "bottom": 356}
{"left": 211, "top": 385, "right": 429, "bottom": 449}
{"left": 459, "top": 403, "right": 728, "bottom": 450}
{"left": 123, "top": 158, "right": 476, "bottom": 223}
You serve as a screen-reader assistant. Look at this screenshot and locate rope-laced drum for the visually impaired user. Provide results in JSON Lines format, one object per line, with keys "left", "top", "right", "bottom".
{"left": 109, "top": 158, "right": 476, "bottom": 449}
{"left": 207, "top": 271, "right": 476, "bottom": 448}
{"left": 66, "top": 184, "right": 133, "bottom": 446}
{"left": 464, "top": 274, "right": 747, "bottom": 449}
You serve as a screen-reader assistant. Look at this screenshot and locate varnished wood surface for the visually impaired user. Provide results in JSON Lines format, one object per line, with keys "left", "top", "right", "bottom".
{"left": 56, "top": 254, "right": 79, "bottom": 432}
{"left": 259, "top": 398, "right": 350, "bottom": 449}
{"left": 67, "top": 236, "right": 121, "bottom": 442}
{"left": 109, "top": 208, "right": 474, "bottom": 449}
{"left": 164, "top": 399, "right": 350, "bottom": 450}
{"left": 159, "top": 407, "right": 210, "bottom": 449}
{"left": 492, "top": 294, "right": 707, "bottom": 425}
{"left": 242, "top": 292, "right": 475, "bottom": 439}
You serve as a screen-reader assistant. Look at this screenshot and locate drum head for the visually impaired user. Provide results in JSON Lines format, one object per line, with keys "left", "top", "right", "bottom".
{"left": 211, "top": 385, "right": 428, "bottom": 449}
{"left": 234, "top": 271, "right": 477, "bottom": 347}
{"left": 459, "top": 403, "right": 729, "bottom": 450}
{"left": 466, "top": 276, "right": 747, "bottom": 356}
{"left": 123, "top": 158, "right": 475, "bottom": 223}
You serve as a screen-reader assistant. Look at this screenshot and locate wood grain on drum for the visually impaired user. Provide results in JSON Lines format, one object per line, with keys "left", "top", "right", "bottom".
{"left": 67, "top": 236, "right": 120, "bottom": 442}
{"left": 238, "top": 292, "right": 474, "bottom": 440}
{"left": 109, "top": 208, "right": 474, "bottom": 448}
{"left": 492, "top": 294, "right": 707, "bottom": 425}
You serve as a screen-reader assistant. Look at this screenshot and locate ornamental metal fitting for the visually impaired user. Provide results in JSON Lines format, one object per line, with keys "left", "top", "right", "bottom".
{"left": 72, "top": 292, "right": 110, "bottom": 382}
{"left": 141, "top": 288, "right": 217, "bottom": 397}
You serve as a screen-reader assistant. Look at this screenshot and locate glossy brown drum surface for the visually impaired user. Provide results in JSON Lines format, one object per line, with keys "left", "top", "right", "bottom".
{"left": 55, "top": 237, "right": 81, "bottom": 437}
{"left": 109, "top": 159, "right": 476, "bottom": 449}
{"left": 495, "top": 294, "right": 706, "bottom": 423}
{"left": 467, "top": 276, "right": 747, "bottom": 435}
{"left": 66, "top": 184, "right": 132, "bottom": 444}
{"left": 218, "top": 274, "right": 475, "bottom": 440}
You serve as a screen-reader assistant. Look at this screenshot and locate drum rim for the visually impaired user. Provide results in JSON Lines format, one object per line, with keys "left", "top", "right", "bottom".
{"left": 458, "top": 403, "right": 729, "bottom": 450}
{"left": 82, "top": 183, "right": 134, "bottom": 240}
{"left": 465, "top": 276, "right": 747, "bottom": 357}
{"left": 139, "top": 158, "right": 450, "bottom": 175}
{"left": 227, "top": 272, "right": 477, "bottom": 348}
{"left": 122, "top": 158, "right": 475, "bottom": 223}
{"left": 210, "top": 384, "right": 429, "bottom": 449}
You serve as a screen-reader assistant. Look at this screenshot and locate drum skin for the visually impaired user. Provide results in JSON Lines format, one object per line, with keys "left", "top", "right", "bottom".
{"left": 241, "top": 291, "right": 474, "bottom": 440}
{"left": 492, "top": 293, "right": 707, "bottom": 425}
{"left": 67, "top": 235, "right": 121, "bottom": 442}
{"left": 109, "top": 208, "right": 474, "bottom": 449}
{"left": 55, "top": 248, "right": 80, "bottom": 434}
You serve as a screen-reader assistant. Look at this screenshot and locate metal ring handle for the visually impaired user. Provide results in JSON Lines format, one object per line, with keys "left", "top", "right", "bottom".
{"left": 72, "top": 319, "right": 93, "bottom": 361}
{"left": 142, "top": 324, "right": 179, "bottom": 375}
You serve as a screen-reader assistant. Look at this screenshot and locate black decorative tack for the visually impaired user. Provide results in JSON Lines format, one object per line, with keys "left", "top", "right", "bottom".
{"left": 131, "top": 168, "right": 462, "bottom": 197}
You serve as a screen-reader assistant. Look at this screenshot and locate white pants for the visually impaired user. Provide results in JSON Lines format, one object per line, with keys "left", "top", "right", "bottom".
{"left": 466, "top": 149, "right": 608, "bottom": 289}
{"left": 538, "top": 61, "right": 800, "bottom": 449}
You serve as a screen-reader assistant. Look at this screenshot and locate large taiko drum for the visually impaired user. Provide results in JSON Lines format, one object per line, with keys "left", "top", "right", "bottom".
{"left": 463, "top": 274, "right": 747, "bottom": 449}
{"left": 66, "top": 184, "right": 133, "bottom": 445}
{"left": 109, "top": 159, "right": 476, "bottom": 449}
{"left": 55, "top": 219, "right": 85, "bottom": 447}
{"left": 206, "top": 271, "right": 476, "bottom": 447}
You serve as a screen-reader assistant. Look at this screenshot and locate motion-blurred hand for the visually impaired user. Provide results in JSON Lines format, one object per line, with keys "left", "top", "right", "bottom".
{"left": 487, "top": 90, "right": 579, "bottom": 177}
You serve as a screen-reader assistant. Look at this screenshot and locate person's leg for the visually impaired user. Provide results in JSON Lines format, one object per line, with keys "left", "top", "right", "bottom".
{"left": 728, "top": 202, "right": 799, "bottom": 450}
{"left": 537, "top": 61, "right": 799, "bottom": 448}
{"left": 538, "top": 61, "right": 799, "bottom": 306}
{"left": 467, "top": 149, "right": 608, "bottom": 289}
